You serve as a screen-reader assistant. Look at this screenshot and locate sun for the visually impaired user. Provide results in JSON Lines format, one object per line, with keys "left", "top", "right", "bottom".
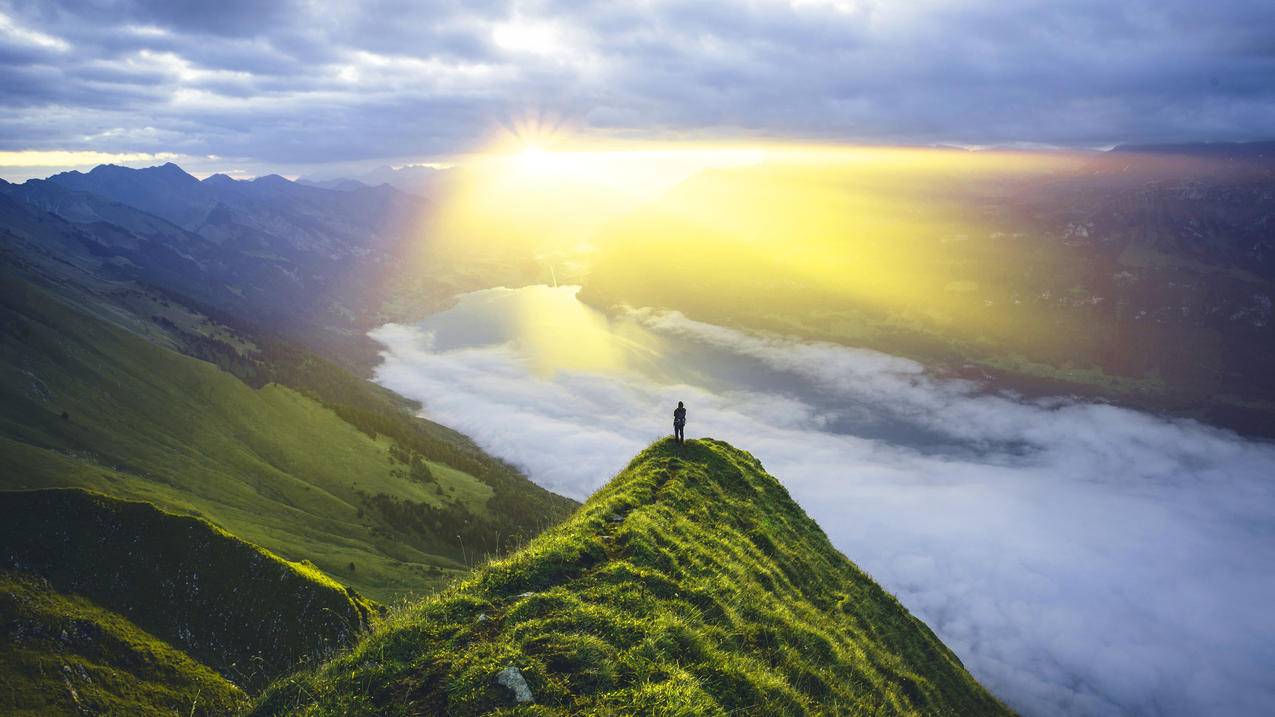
{"left": 487, "top": 109, "right": 573, "bottom": 165}
{"left": 511, "top": 142, "right": 568, "bottom": 175}
{"left": 518, "top": 143, "right": 548, "bottom": 162}
{"left": 512, "top": 142, "right": 553, "bottom": 172}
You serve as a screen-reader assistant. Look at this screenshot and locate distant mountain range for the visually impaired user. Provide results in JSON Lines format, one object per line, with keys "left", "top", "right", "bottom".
{"left": 298, "top": 163, "right": 450, "bottom": 197}
{"left": 1109, "top": 140, "right": 1275, "bottom": 160}
{"left": 296, "top": 176, "right": 373, "bottom": 192}
{"left": 6, "top": 153, "right": 1274, "bottom": 441}
{"left": 1, "top": 162, "right": 504, "bottom": 367}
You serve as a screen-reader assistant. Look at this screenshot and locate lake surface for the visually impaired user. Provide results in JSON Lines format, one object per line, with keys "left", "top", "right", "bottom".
{"left": 371, "top": 284, "right": 1275, "bottom": 717}
{"left": 411, "top": 284, "right": 969, "bottom": 447}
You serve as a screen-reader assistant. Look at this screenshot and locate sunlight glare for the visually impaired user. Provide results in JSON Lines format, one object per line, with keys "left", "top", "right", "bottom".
{"left": 514, "top": 143, "right": 553, "bottom": 172}
{"left": 410, "top": 139, "right": 1106, "bottom": 368}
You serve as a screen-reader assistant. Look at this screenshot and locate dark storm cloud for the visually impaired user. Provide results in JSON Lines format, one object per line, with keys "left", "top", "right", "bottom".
{"left": 2, "top": 0, "right": 1274, "bottom": 173}
{"left": 23, "top": 0, "right": 301, "bottom": 38}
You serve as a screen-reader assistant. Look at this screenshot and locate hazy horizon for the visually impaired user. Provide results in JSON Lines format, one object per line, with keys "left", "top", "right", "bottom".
{"left": 8, "top": 136, "right": 1275, "bottom": 185}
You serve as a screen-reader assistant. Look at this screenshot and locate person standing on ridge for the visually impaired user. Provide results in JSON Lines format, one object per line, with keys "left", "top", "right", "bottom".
{"left": 673, "top": 401, "right": 687, "bottom": 444}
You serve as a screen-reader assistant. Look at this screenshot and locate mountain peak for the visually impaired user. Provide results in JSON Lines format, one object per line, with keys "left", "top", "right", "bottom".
{"left": 297, "top": 176, "right": 370, "bottom": 192}
{"left": 255, "top": 437, "right": 1010, "bottom": 715}
{"left": 201, "top": 172, "right": 238, "bottom": 186}
{"left": 251, "top": 173, "right": 292, "bottom": 186}
{"left": 81, "top": 163, "right": 125, "bottom": 177}
{"left": 77, "top": 161, "right": 199, "bottom": 184}
{"left": 158, "top": 162, "right": 201, "bottom": 184}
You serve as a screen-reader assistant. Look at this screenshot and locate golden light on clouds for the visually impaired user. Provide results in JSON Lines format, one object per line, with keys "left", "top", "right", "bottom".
{"left": 406, "top": 138, "right": 1098, "bottom": 361}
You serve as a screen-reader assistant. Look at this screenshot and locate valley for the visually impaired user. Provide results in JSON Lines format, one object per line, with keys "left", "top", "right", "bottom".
{"left": 2, "top": 148, "right": 1273, "bottom": 715}
{"left": 367, "top": 282, "right": 1275, "bottom": 715}
{"left": 0, "top": 168, "right": 575, "bottom": 713}
{"left": 575, "top": 149, "right": 1275, "bottom": 437}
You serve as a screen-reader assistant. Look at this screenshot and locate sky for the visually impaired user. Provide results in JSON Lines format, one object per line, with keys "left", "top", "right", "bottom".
{"left": 370, "top": 286, "right": 1275, "bottom": 717}
{"left": 3, "top": 0, "right": 1275, "bottom": 180}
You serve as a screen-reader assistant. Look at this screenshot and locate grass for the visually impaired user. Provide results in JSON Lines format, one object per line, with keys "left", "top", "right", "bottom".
{"left": 0, "top": 570, "right": 249, "bottom": 716}
{"left": 972, "top": 352, "right": 1168, "bottom": 395}
{"left": 0, "top": 277, "right": 572, "bottom": 602}
{"left": 0, "top": 488, "right": 376, "bottom": 693}
{"left": 254, "top": 438, "right": 1013, "bottom": 716}
{"left": 1117, "top": 238, "right": 1266, "bottom": 285}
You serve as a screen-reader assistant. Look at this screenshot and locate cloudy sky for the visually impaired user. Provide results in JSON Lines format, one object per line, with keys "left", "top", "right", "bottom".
{"left": 370, "top": 286, "right": 1275, "bottom": 716}
{"left": 2, "top": 0, "right": 1274, "bottom": 179}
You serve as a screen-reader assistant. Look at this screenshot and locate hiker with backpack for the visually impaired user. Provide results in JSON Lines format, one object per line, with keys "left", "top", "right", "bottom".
{"left": 673, "top": 401, "right": 687, "bottom": 443}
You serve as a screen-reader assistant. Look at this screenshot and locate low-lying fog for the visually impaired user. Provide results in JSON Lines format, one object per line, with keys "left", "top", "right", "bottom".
{"left": 370, "top": 285, "right": 1275, "bottom": 717}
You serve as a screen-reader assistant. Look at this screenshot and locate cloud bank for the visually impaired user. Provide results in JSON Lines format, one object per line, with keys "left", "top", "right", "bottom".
{"left": 3, "top": 0, "right": 1275, "bottom": 177}
{"left": 370, "top": 291, "right": 1275, "bottom": 716}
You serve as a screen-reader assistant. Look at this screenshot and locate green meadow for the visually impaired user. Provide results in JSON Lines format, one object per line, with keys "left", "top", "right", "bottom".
{"left": 0, "top": 278, "right": 569, "bottom": 602}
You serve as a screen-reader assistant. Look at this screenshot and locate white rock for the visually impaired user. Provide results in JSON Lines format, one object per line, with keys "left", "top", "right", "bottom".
{"left": 495, "top": 665, "right": 533, "bottom": 703}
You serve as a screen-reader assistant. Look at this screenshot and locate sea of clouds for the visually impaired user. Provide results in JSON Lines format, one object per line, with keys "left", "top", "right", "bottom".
{"left": 370, "top": 300, "right": 1275, "bottom": 716}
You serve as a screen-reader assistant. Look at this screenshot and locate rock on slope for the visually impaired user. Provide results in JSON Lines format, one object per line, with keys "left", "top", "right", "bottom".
{"left": 254, "top": 438, "right": 1012, "bottom": 715}
{"left": 0, "top": 489, "right": 375, "bottom": 693}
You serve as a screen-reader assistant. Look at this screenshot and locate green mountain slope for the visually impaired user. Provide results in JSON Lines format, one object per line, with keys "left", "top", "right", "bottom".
{"left": 0, "top": 276, "right": 572, "bottom": 602}
{"left": 0, "top": 489, "right": 374, "bottom": 692}
{"left": 0, "top": 570, "right": 249, "bottom": 717}
{"left": 255, "top": 439, "right": 1011, "bottom": 716}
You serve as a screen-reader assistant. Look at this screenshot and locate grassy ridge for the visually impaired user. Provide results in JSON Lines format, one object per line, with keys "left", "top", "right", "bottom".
{"left": 0, "top": 277, "right": 571, "bottom": 601}
{"left": 0, "top": 570, "right": 249, "bottom": 716}
{"left": 255, "top": 438, "right": 1011, "bottom": 716}
{"left": 0, "top": 488, "right": 375, "bottom": 693}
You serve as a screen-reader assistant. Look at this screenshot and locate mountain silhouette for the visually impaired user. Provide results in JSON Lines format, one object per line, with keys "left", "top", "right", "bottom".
{"left": 2, "top": 162, "right": 438, "bottom": 364}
